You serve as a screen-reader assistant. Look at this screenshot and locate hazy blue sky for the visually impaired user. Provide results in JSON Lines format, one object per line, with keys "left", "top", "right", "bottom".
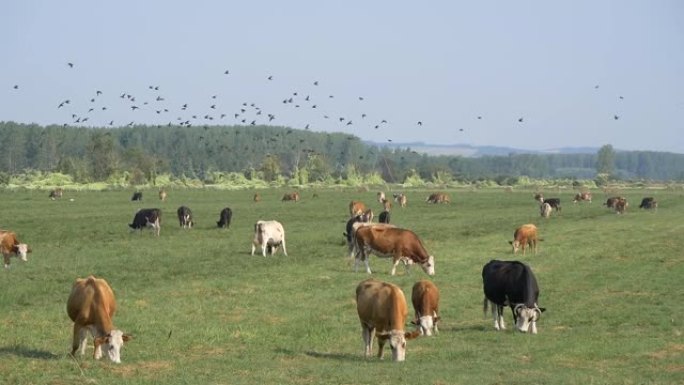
{"left": 2, "top": 1, "right": 683, "bottom": 153}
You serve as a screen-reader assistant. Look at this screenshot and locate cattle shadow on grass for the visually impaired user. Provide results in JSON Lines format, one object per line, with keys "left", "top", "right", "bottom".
{"left": 0, "top": 345, "right": 59, "bottom": 360}
{"left": 275, "top": 348, "right": 361, "bottom": 362}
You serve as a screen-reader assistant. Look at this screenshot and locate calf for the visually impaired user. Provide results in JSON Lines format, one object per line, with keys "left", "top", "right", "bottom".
{"left": 216, "top": 207, "right": 233, "bottom": 228}
{"left": 377, "top": 191, "right": 386, "bottom": 203}
{"left": 131, "top": 191, "right": 143, "bottom": 201}
{"left": 253, "top": 192, "right": 261, "bottom": 202}
{"left": 159, "top": 189, "right": 167, "bottom": 202}
{"left": 129, "top": 208, "right": 161, "bottom": 236}
{"left": 411, "top": 280, "right": 440, "bottom": 336}
{"left": 534, "top": 193, "right": 561, "bottom": 212}
{"left": 393, "top": 193, "right": 407, "bottom": 208}
{"left": 572, "top": 192, "right": 592, "bottom": 203}
{"left": 509, "top": 224, "right": 539, "bottom": 255}
{"left": 354, "top": 225, "right": 435, "bottom": 276}
{"left": 615, "top": 197, "right": 628, "bottom": 214}
{"left": 66, "top": 276, "right": 132, "bottom": 363}
{"left": 355, "top": 278, "right": 420, "bottom": 361}
{"left": 378, "top": 210, "right": 391, "bottom": 224}
{"left": 0, "top": 230, "right": 31, "bottom": 268}
{"left": 282, "top": 191, "right": 300, "bottom": 202}
{"left": 639, "top": 197, "right": 658, "bottom": 210}
{"left": 177, "top": 206, "right": 194, "bottom": 229}
{"left": 251, "top": 220, "right": 287, "bottom": 256}
{"left": 482, "top": 260, "right": 545, "bottom": 334}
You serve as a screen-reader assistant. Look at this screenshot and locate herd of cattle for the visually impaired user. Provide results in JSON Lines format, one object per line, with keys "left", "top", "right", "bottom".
{"left": 2, "top": 188, "right": 661, "bottom": 363}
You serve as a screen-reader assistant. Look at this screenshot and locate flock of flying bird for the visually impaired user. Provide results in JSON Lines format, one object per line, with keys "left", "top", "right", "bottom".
{"left": 8, "top": 62, "right": 625, "bottom": 143}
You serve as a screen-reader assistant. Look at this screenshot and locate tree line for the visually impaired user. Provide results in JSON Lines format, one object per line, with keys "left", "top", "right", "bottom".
{"left": 1, "top": 121, "right": 683, "bottom": 185}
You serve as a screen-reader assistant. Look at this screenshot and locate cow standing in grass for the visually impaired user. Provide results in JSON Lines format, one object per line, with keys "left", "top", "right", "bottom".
{"left": 217, "top": 207, "right": 233, "bottom": 229}
{"left": 354, "top": 225, "right": 435, "bottom": 276}
{"left": 1, "top": 230, "right": 31, "bottom": 268}
{"left": 177, "top": 206, "right": 194, "bottom": 229}
{"left": 639, "top": 197, "right": 658, "bottom": 210}
{"left": 251, "top": 220, "right": 287, "bottom": 256}
{"left": 509, "top": 224, "right": 539, "bottom": 255}
{"left": 411, "top": 280, "right": 440, "bottom": 336}
{"left": 573, "top": 192, "right": 592, "bottom": 204}
{"left": 129, "top": 208, "right": 161, "bottom": 236}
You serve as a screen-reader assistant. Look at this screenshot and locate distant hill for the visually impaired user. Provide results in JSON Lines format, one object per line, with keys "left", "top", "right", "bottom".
{"left": 364, "top": 141, "right": 599, "bottom": 157}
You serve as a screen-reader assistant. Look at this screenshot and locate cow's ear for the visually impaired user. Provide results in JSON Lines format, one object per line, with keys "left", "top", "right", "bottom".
{"left": 434, "top": 316, "right": 441, "bottom": 322}
{"left": 539, "top": 307, "right": 546, "bottom": 313}
{"left": 508, "top": 241, "right": 513, "bottom": 245}
{"left": 376, "top": 333, "right": 390, "bottom": 341}
{"left": 94, "top": 336, "right": 109, "bottom": 346}
{"left": 405, "top": 330, "right": 421, "bottom": 340}
{"left": 122, "top": 334, "right": 133, "bottom": 342}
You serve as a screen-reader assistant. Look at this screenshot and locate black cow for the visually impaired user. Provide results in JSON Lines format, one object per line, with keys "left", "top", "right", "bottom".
{"left": 482, "top": 260, "right": 545, "bottom": 334}
{"left": 343, "top": 213, "right": 372, "bottom": 258}
{"left": 177, "top": 206, "right": 194, "bottom": 229}
{"left": 379, "top": 210, "right": 391, "bottom": 224}
{"left": 217, "top": 207, "right": 233, "bottom": 229}
{"left": 131, "top": 191, "right": 143, "bottom": 201}
{"left": 534, "top": 194, "right": 561, "bottom": 212}
{"left": 639, "top": 197, "right": 658, "bottom": 210}
{"left": 129, "top": 208, "right": 161, "bottom": 236}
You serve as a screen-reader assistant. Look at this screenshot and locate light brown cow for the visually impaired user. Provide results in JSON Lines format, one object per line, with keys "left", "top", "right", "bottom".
{"left": 394, "top": 193, "right": 408, "bottom": 208}
{"left": 411, "top": 280, "right": 440, "bottom": 336}
{"left": 377, "top": 191, "right": 386, "bottom": 203}
{"left": 349, "top": 200, "right": 368, "bottom": 217}
{"left": 49, "top": 188, "right": 64, "bottom": 200}
{"left": 0, "top": 230, "right": 31, "bottom": 268}
{"left": 253, "top": 192, "right": 261, "bottom": 203}
{"left": 282, "top": 191, "right": 300, "bottom": 202}
{"left": 355, "top": 278, "right": 420, "bottom": 362}
{"left": 615, "top": 197, "right": 628, "bottom": 214}
{"left": 573, "top": 192, "right": 592, "bottom": 204}
{"left": 382, "top": 198, "right": 392, "bottom": 212}
{"left": 426, "top": 192, "right": 450, "bottom": 204}
{"left": 159, "top": 189, "right": 167, "bottom": 202}
{"left": 354, "top": 226, "right": 435, "bottom": 276}
{"left": 509, "top": 224, "right": 539, "bottom": 255}
{"left": 66, "top": 276, "right": 132, "bottom": 363}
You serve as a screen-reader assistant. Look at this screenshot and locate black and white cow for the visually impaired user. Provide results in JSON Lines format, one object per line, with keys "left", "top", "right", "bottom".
{"left": 129, "top": 208, "right": 161, "bottom": 236}
{"left": 482, "top": 260, "right": 545, "bottom": 334}
{"left": 216, "top": 207, "right": 233, "bottom": 229}
{"left": 379, "top": 210, "right": 391, "bottom": 224}
{"left": 639, "top": 197, "right": 658, "bottom": 210}
{"left": 343, "top": 213, "right": 373, "bottom": 258}
{"left": 131, "top": 191, "right": 143, "bottom": 201}
{"left": 177, "top": 206, "right": 194, "bottom": 229}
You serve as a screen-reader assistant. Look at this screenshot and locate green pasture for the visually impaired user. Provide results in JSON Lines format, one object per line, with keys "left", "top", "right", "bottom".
{"left": 1, "top": 188, "right": 682, "bottom": 384}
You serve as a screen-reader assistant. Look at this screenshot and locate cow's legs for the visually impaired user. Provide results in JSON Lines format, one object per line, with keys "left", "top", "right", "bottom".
{"left": 261, "top": 243, "right": 267, "bottom": 257}
{"left": 71, "top": 324, "right": 88, "bottom": 356}
{"left": 376, "top": 336, "right": 386, "bottom": 359}
{"left": 362, "top": 326, "right": 374, "bottom": 357}
{"left": 530, "top": 321, "right": 538, "bottom": 334}
{"left": 281, "top": 237, "right": 287, "bottom": 256}
{"left": 390, "top": 258, "right": 402, "bottom": 276}
{"left": 251, "top": 243, "right": 256, "bottom": 256}
{"left": 364, "top": 254, "right": 372, "bottom": 274}
{"left": 3, "top": 254, "right": 10, "bottom": 268}
{"left": 493, "top": 304, "right": 506, "bottom": 330}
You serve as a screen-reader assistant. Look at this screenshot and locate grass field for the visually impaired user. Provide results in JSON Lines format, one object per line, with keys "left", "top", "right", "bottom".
{"left": 1, "top": 187, "right": 683, "bottom": 385}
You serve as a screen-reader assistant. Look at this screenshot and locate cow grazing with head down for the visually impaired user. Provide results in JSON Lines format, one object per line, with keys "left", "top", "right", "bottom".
{"left": 354, "top": 225, "right": 435, "bottom": 276}
{"left": 540, "top": 202, "right": 553, "bottom": 218}
{"left": 377, "top": 191, "right": 386, "bottom": 203}
{"left": 252, "top": 220, "right": 287, "bottom": 256}
{"left": 604, "top": 196, "right": 623, "bottom": 209}
{"left": 217, "top": 207, "right": 233, "bottom": 228}
{"left": 0, "top": 230, "right": 31, "bottom": 268}
{"left": 282, "top": 191, "right": 300, "bottom": 202}
{"left": 426, "top": 192, "right": 450, "bottom": 204}
{"left": 66, "top": 276, "right": 132, "bottom": 363}
{"left": 131, "top": 191, "right": 143, "bottom": 201}
{"left": 382, "top": 198, "right": 392, "bottom": 211}
{"left": 159, "top": 189, "right": 167, "bottom": 202}
{"left": 614, "top": 197, "right": 628, "bottom": 214}
{"left": 355, "top": 278, "right": 421, "bottom": 362}
{"left": 509, "top": 224, "right": 539, "bottom": 255}
{"left": 534, "top": 193, "right": 561, "bottom": 212}
{"left": 411, "top": 280, "right": 440, "bottom": 336}
{"left": 639, "top": 197, "right": 658, "bottom": 210}
{"left": 177, "top": 206, "right": 194, "bottom": 229}
{"left": 572, "top": 192, "right": 592, "bottom": 204}
{"left": 129, "top": 208, "right": 161, "bottom": 236}
{"left": 482, "top": 260, "right": 545, "bottom": 334}
{"left": 349, "top": 200, "right": 368, "bottom": 217}
{"left": 394, "top": 193, "right": 407, "bottom": 208}
{"left": 253, "top": 192, "right": 261, "bottom": 203}
{"left": 379, "top": 210, "right": 391, "bottom": 224}
{"left": 49, "top": 188, "right": 64, "bottom": 200}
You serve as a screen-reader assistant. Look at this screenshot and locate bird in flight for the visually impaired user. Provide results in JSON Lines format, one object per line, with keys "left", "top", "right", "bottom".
{"left": 614, "top": 115, "right": 619, "bottom": 120}
{"left": 417, "top": 121, "right": 423, "bottom": 126}
{"left": 224, "top": 70, "right": 229, "bottom": 75}
{"left": 313, "top": 81, "right": 319, "bottom": 86}
{"left": 68, "top": 62, "right": 74, "bottom": 68}
{"left": 13, "top": 85, "right": 18, "bottom": 89}
{"left": 267, "top": 75, "right": 273, "bottom": 80}
{"left": 518, "top": 117, "right": 524, "bottom": 123}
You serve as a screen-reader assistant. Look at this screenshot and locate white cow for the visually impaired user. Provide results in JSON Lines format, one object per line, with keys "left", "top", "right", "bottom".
{"left": 251, "top": 220, "right": 287, "bottom": 256}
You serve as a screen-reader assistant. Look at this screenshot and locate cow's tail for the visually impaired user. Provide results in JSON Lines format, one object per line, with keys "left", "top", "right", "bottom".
{"left": 483, "top": 297, "right": 489, "bottom": 318}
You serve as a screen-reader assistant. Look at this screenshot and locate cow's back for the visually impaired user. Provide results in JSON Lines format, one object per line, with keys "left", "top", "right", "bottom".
{"left": 412, "top": 280, "right": 439, "bottom": 315}
{"left": 356, "top": 279, "right": 407, "bottom": 330}
{"left": 67, "top": 276, "right": 116, "bottom": 325}
{"left": 483, "top": 260, "right": 538, "bottom": 307}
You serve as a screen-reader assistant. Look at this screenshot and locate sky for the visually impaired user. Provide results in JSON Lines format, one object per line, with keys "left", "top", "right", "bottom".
{"left": 2, "top": 0, "right": 683, "bottom": 153}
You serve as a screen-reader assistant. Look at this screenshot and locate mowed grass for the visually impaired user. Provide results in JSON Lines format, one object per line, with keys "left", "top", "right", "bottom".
{"left": 1, "top": 188, "right": 683, "bottom": 385}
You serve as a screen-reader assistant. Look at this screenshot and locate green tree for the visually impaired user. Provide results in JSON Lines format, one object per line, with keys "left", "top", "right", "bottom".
{"left": 596, "top": 144, "right": 615, "bottom": 175}
{"left": 260, "top": 154, "right": 281, "bottom": 182}
{"left": 88, "top": 132, "right": 120, "bottom": 180}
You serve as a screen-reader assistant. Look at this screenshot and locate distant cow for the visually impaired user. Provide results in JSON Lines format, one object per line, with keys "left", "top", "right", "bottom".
{"left": 282, "top": 191, "right": 300, "bottom": 202}
{"left": 572, "top": 192, "right": 592, "bottom": 204}
{"left": 482, "top": 260, "right": 545, "bottom": 334}
{"left": 377, "top": 191, "right": 386, "bottom": 203}
{"left": 159, "top": 189, "right": 167, "bottom": 202}
{"left": 343, "top": 213, "right": 374, "bottom": 258}
{"left": 177, "top": 206, "right": 193, "bottom": 229}
{"left": 253, "top": 192, "right": 261, "bottom": 203}
{"left": 378, "top": 210, "right": 391, "bottom": 224}
{"left": 614, "top": 197, "right": 628, "bottom": 214}
{"left": 349, "top": 200, "right": 368, "bottom": 217}
{"left": 426, "top": 192, "right": 450, "bottom": 204}
{"left": 49, "top": 188, "right": 64, "bottom": 200}
{"left": 251, "top": 220, "right": 287, "bottom": 256}
{"left": 131, "top": 191, "right": 143, "bottom": 201}
{"left": 355, "top": 278, "right": 420, "bottom": 362}
{"left": 540, "top": 202, "right": 552, "bottom": 218}
{"left": 0, "top": 230, "right": 31, "bottom": 268}
{"left": 604, "top": 196, "right": 623, "bottom": 209}
{"left": 509, "top": 224, "right": 539, "bottom": 255}
{"left": 639, "top": 197, "right": 658, "bottom": 210}
{"left": 129, "top": 208, "right": 161, "bottom": 236}
{"left": 393, "top": 193, "right": 407, "bottom": 208}
{"left": 381, "top": 198, "right": 392, "bottom": 211}
{"left": 354, "top": 225, "right": 435, "bottom": 276}
{"left": 66, "top": 276, "right": 132, "bottom": 363}
{"left": 534, "top": 193, "right": 560, "bottom": 212}
{"left": 216, "top": 207, "right": 233, "bottom": 228}
{"left": 411, "top": 280, "right": 440, "bottom": 336}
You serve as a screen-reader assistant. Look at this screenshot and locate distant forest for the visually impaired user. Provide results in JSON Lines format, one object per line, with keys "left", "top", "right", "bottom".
{"left": 1, "top": 121, "right": 683, "bottom": 184}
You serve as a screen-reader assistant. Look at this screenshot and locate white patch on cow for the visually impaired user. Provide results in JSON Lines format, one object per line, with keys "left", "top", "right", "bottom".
{"left": 514, "top": 304, "right": 542, "bottom": 334}
{"left": 378, "top": 330, "right": 407, "bottom": 362}
{"left": 16, "top": 244, "right": 29, "bottom": 261}
{"left": 418, "top": 315, "right": 435, "bottom": 336}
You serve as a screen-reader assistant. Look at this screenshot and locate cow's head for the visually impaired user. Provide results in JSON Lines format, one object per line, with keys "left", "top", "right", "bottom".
{"left": 93, "top": 330, "right": 132, "bottom": 363}
{"left": 514, "top": 304, "right": 545, "bottom": 334}
{"left": 509, "top": 240, "right": 521, "bottom": 254}
{"left": 377, "top": 329, "right": 420, "bottom": 361}
{"left": 13, "top": 243, "right": 31, "bottom": 261}
{"left": 413, "top": 313, "right": 441, "bottom": 336}
{"left": 421, "top": 256, "right": 435, "bottom": 276}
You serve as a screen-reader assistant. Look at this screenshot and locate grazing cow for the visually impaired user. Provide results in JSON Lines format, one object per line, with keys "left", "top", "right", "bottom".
{"left": 614, "top": 197, "right": 628, "bottom": 214}
{"left": 131, "top": 191, "right": 143, "bottom": 201}
{"left": 382, "top": 198, "right": 392, "bottom": 211}
{"left": 426, "top": 192, "right": 450, "bottom": 204}
{"left": 639, "top": 197, "right": 658, "bottom": 210}
{"left": 129, "top": 208, "right": 161, "bottom": 236}
{"left": 216, "top": 207, "right": 233, "bottom": 228}
{"left": 411, "top": 280, "right": 440, "bottom": 336}
{"left": 379, "top": 210, "right": 391, "bottom": 224}
{"left": 349, "top": 200, "right": 368, "bottom": 217}
{"left": 355, "top": 278, "right": 420, "bottom": 362}
{"left": 253, "top": 192, "right": 261, "bottom": 202}
{"left": 0, "top": 230, "right": 31, "bottom": 268}
{"left": 482, "top": 260, "right": 545, "bottom": 334}
{"left": 534, "top": 193, "right": 561, "bottom": 212}
{"left": 66, "top": 276, "right": 132, "bottom": 363}
{"left": 282, "top": 191, "right": 300, "bottom": 202}
{"left": 573, "top": 192, "right": 592, "bottom": 204}
{"left": 343, "top": 213, "right": 374, "bottom": 257}
{"left": 251, "top": 220, "right": 287, "bottom": 256}
{"left": 176, "top": 206, "right": 193, "bottom": 229}
{"left": 393, "top": 193, "right": 407, "bottom": 208}
{"left": 604, "top": 196, "right": 623, "bottom": 209}
{"left": 49, "top": 188, "right": 64, "bottom": 200}
{"left": 377, "top": 191, "right": 386, "bottom": 203}
{"left": 509, "top": 224, "right": 539, "bottom": 255}
{"left": 159, "top": 189, "right": 167, "bottom": 202}
{"left": 354, "top": 225, "right": 435, "bottom": 276}
{"left": 540, "top": 202, "right": 552, "bottom": 218}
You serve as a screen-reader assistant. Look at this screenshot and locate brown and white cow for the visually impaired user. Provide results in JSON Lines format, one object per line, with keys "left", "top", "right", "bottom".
{"left": 49, "top": 188, "right": 64, "bottom": 200}
{"left": 0, "top": 230, "right": 31, "bottom": 268}
{"left": 573, "top": 192, "right": 592, "bottom": 204}
{"left": 540, "top": 202, "right": 553, "bottom": 218}
{"left": 394, "top": 193, "right": 407, "bottom": 208}
{"left": 604, "top": 196, "right": 624, "bottom": 209}
{"left": 253, "top": 192, "right": 261, "bottom": 203}
{"left": 377, "top": 191, "right": 386, "bottom": 203}
{"left": 614, "top": 197, "right": 628, "bottom": 214}
{"left": 349, "top": 200, "right": 368, "bottom": 217}
{"left": 66, "top": 276, "right": 132, "bottom": 363}
{"left": 159, "top": 189, "right": 167, "bottom": 202}
{"left": 354, "top": 225, "right": 435, "bottom": 276}
{"left": 282, "top": 191, "right": 300, "bottom": 202}
{"left": 251, "top": 220, "right": 287, "bottom": 256}
{"left": 509, "top": 224, "right": 539, "bottom": 255}
{"left": 381, "top": 198, "right": 392, "bottom": 212}
{"left": 426, "top": 192, "right": 450, "bottom": 204}
{"left": 411, "top": 280, "right": 440, "bottom": 336}
{"left": 355, "top": 278, "right": 420, "bottom": 362}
